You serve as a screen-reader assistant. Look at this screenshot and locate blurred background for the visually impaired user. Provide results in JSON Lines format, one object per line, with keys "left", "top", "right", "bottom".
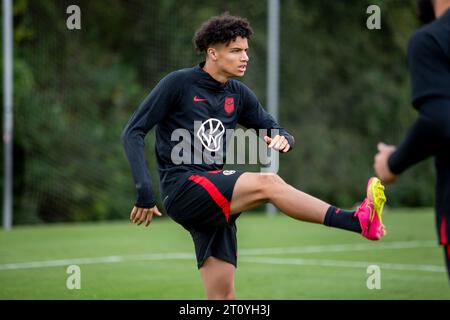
{"left": 2, "top": 0, "right": 449, "bottom": 301}
{"left": 1, "top": 0, "right": 433, "bottom": 225}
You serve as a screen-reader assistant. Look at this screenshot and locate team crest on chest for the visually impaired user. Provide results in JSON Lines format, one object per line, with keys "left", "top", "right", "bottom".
{"left": 224, "top": 97, "right": 235, "bottom": 115}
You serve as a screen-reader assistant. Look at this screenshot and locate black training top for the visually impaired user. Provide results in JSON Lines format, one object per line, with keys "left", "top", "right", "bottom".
{"left": 122, "top": 62, "right": 294, "bottom": 208}
{"left": 408, "top": 8, "right": 450, "bottom": 109}
{"left": 388, "top": 9, "right": 450, "bottom": 174}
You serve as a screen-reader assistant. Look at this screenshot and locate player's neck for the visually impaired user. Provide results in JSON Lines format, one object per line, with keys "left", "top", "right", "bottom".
{"left": 434, "top": 1, "right": 450, "bottom": 17}
{"left": 202, "top": 61, "right": 229, "bottom": 84}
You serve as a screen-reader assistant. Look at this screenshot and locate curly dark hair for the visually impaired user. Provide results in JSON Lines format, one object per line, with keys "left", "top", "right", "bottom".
{"left": 193, "top": 13, "right": 253, "bottom": 53}
{"left": 417, "top": 0, "right": 435, "bottom": 24}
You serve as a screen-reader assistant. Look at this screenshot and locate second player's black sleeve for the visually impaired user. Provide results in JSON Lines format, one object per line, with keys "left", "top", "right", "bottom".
{"left": 389, "top": 24, "right": 450, "bottom": 175}
{"left": 121, "top": 71, "right": 182, "bottom": 208}
{"left": 388, "top": 100, "right": 450, "bottom": 174}
{"left": 408, "top": 28, "right": 450, "bottom": 108}
{"left": 238, "top": 83, "right": 295, "bottom": 151}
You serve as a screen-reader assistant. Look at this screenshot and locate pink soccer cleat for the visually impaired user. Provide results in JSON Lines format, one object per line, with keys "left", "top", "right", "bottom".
{"left": 354, "top": 177, "right": 387, "bottom": 240}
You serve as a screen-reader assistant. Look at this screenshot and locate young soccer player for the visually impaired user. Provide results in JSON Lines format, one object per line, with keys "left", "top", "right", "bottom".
{"left": 123, "top": 13, "right": 387, "bottom": 299}
{"left": 374, "top": 0, "right": 450, "bottom": 279}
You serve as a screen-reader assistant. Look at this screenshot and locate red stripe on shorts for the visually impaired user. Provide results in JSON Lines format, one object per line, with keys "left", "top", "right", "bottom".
{"left": 441, "top": 215, "right": 448, "bottom": 245}
{"left": 188, "top": 175, "right": 230, "bottom": 222}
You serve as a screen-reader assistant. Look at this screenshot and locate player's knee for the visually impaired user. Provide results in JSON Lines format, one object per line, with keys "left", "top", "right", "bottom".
{"left": 258, "top": 173, "right": 286, "bottom": 198}
{"left": 208, "top": 289, "right": 235, "bottom": 300}
{"left": 223, "top": 291, "right": 236, "bottom": 300}
{"left": 205, "top": 281, "right": 235, "bottom": 300}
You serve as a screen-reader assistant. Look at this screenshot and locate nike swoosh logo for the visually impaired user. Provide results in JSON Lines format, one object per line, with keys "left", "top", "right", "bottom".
{"left": 194, "top": 96, "right": 207, "bottom": 102}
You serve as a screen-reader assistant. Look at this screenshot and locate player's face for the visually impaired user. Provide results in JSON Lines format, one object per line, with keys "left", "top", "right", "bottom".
{"left": 214, "top": 36, "right": 249, "bottom": 78}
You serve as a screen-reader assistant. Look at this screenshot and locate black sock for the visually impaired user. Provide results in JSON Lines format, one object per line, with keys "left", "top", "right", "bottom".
{"left": 323, "top": 206, "right": 362, "bottom": 234}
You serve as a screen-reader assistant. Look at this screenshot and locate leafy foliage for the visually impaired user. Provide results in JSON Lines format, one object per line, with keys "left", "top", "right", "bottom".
{"left": 3, "top": 0, "right": 434, "bottom": 224}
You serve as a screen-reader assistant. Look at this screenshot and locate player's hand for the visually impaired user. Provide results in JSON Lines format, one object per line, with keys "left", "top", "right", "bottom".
{"left": 130, "top": 205, "right": 162, "bottom": 227}
{"left": 264, "top": 135, "right": 290, "bottom": 153}
{"left": 374, "top": 142, "right": 398, "bottom": 185}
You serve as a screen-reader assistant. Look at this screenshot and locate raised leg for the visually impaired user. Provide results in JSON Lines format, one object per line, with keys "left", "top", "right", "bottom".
{"left": 230, "top": 172, "right": 329, "bottom": 224}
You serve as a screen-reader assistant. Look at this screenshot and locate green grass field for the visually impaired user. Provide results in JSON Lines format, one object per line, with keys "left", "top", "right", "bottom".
{"left": 0, "top": 208, "right": 449, "bottom": 299}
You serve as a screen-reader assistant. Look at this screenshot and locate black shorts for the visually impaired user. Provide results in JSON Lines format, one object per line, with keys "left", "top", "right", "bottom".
{"left": 435, "top": 147, "right": 450, "bottom": 246}
{"left": 164, "top": 169, "right": 244, "bottom": 268}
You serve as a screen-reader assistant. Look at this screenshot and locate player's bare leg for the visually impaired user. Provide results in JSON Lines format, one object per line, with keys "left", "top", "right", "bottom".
{"left": 199, "top": 256, "right": 236, "bottom": 300}
{"left": 230, "top": 172, "right": 329, "bottom": 223}
{"left": 230, "top": 172, "right": 386, "bottom": 240}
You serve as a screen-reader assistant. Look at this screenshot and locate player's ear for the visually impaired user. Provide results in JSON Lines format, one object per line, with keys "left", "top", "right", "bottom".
{"left": 207, "top": 47, "right": 218, "bottom": 61}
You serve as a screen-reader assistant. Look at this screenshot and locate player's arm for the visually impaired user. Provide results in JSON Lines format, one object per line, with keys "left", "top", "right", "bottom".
{"left": 376, "top": 99, "right": 450, "bottom": 179}
{"left": 391, "top": 113, "right": 448, "bottom": 174}
{"left": 121, "top": 71, "right": 181, "bottom": 226}
{"left": 375, "top": 29, "right": 450, "bottom": 184}
{"left": 238, "top": 83, "right": 295, "bottom": 153}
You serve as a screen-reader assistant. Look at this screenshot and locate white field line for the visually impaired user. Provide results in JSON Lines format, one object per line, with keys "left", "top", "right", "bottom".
{"left": 0, "top": 253, "right": 194, "bottom": 271}
{"left": 239, "top": 240, "right": 437, "bottom": 255}
{"left": 240, "top": 257, "right": 446, "bottom": 273}
{"left": 0, "top": 240, "right": 442, "bottom": 272}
